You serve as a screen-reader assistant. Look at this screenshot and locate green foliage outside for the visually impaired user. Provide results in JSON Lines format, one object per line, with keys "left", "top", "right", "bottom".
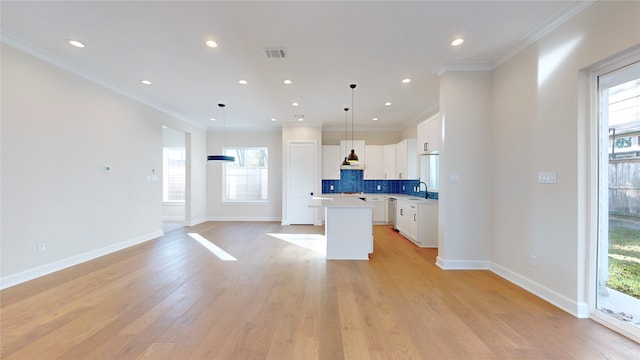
{"left": 607, "top": 227, "right": 640, "bottom": 299}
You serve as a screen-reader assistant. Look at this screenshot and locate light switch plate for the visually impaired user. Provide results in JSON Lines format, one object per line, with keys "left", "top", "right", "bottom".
{"left": 537, "top": 171, "right": 557, "bottom": 184}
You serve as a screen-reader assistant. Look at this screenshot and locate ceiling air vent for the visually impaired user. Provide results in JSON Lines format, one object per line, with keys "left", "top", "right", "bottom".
{"left": 264, "top": 48, "right": 286, "bottom": 58}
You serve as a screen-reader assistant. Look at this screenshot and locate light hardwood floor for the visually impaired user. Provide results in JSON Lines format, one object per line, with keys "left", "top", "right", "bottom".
{"left": 2, "top": 222, "right": 639, "bottom": 359}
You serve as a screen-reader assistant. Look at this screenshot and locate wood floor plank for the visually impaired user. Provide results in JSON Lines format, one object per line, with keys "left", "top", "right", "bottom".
{"left": 2, "top": 222, "right": 639, "bottom": 359}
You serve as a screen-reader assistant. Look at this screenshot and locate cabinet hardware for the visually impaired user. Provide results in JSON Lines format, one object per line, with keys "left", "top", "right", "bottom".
{"left": 424, "top": 142, "right": 429, "bottom": 152}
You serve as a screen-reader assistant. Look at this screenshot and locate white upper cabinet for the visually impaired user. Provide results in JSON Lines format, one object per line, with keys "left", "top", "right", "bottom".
{"left": 321, "top": 145, "right": 340, "bottom": 179}
{"left": 417, "top": 113, "right": 441, "bottom": 154}
{"left": 340, "top": 140, "right": 366, "bottom": 166}
{"left": 417, "top": 118, "right": 428, "bottom": 155}
{"left": 382, "top": 144, "right": 396, "bottom": 180}
{"left": 364, "top": 145, "right": 383, "bottom": 179}
{"left": 395, "top": 139, "right": 417, "bottom": 179}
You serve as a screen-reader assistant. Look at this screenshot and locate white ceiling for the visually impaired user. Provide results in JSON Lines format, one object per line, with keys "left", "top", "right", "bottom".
{"left": 1, "top": 1, "right": 591, "bottom": 131}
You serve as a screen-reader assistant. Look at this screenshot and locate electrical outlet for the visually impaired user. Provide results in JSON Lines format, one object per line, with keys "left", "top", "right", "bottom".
{"left": 38, "top": 243, "right": 46, "bottom": 253}
{"left": 330, "top": 185, "right": 334, "bottom": 190}
{"left": 376, "top": 185, "right": 381, "bottom": 191}
{"left": 529, "top": 254, "right": 537, "bottom": 267}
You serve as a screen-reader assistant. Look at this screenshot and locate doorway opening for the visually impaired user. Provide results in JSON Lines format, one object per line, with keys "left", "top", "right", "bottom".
{"left": 594, "top": 59, "right": 640, "bottom": 340}
{"left": 162, "top": 126, "right": 187, "bottom": 233}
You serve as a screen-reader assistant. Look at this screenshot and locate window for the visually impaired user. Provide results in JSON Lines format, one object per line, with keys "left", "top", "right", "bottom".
{"left": 419, "top": 155, "right": 439, "bottom": 192}
{"left": 614, "top": 136, "right": 632, "bottom": 149}
{"left": 163, "top": 147, "right": 186, "bottom": 202}
{"left": 223, "top": 147, "right": 268, "bottom": 202}
{"left": 429, "top": 155, "right": 440, "bottom": 191}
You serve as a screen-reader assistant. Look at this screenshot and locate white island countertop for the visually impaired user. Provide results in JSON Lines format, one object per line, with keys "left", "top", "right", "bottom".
{"left": 308, "top": 196, "right": 374, "bottom": 260}
{"left": 309, "top": 196, "right": 374, "bottom": 208}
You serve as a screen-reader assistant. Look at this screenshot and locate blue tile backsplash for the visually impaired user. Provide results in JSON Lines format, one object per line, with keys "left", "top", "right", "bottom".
{"left": 322, "top": 170, "right": 439, "bottom": 200}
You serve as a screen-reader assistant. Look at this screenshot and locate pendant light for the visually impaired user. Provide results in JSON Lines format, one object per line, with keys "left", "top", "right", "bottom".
{"left": 341, "top": 107, "right": 350, "bottom": 166}
{"left": 207, "top": 103, "right": 235, "bottom": 162}
{"left": 347, "top": 84, "right": 359, "bottom": 163}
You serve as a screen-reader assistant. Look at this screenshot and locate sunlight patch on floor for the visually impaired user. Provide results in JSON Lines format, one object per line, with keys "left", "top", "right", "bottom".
{"left": 267, "top": 233, "right": 326, "bottom": 255}
{"left": 188, "top": 233, "right": 237, "bottom": 261}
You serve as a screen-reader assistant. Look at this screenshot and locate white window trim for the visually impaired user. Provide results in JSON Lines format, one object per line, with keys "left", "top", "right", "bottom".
{"left": 221, "top": 147, "right": 269, "bottom": 203}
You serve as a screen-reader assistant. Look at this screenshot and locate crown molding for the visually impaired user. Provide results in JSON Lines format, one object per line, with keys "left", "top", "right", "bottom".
{"left": 434, "top": 63, "right": 493, "bottom": 76}
{"left": 435, "top": 0, "right": 596, "bottom": 76}
{"left": 493, "top": 0, "right": 596, "bottom": 67}
{"left": 1, "top": 31, "right": 206, "bottom": 130}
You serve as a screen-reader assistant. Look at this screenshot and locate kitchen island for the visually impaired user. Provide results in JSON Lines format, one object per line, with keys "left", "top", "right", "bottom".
{"left": 309, "top": 196, "right": 374, "bottom": 260}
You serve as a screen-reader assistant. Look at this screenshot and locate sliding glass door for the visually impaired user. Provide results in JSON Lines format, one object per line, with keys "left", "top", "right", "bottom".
{"left": 595, "top": 60, "right": 640, "bottom": 338}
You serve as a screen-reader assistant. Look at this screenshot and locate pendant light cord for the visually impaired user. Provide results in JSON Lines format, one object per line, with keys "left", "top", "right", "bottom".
{"left": 351, "top": 85, "right": 355, "bottom": 149}
{"left": 220, "top": 103, "right": 227, "bottom": 154}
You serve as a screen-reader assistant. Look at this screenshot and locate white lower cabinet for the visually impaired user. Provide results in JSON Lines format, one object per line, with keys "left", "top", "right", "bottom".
{"left": 396, "top": 199, "right": 438, "bottom": 248}
{"left": 366, "top": 195, "right": 387, "bottom": 223}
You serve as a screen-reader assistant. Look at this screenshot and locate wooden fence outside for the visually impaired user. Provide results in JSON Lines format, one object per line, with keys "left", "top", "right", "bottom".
{"left": 609, "top": 158, "right": 640, "bottom": 218}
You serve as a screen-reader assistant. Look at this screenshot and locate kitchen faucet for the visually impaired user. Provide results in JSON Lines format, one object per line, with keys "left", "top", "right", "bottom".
{"left": 418, "top": 181, "right": 428, "bottom": 199}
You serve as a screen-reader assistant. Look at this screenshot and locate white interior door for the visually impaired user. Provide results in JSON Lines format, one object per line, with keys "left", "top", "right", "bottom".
{"left": 287, "top": 141, "right": 316, "bottom": 224}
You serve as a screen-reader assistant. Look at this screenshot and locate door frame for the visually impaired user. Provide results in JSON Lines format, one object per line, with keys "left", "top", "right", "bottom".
{"left": 284, "top": 140, "right": 318, "bottom": 225}
{"left": 585, "top": 46, "right": 640, "bottom": 343}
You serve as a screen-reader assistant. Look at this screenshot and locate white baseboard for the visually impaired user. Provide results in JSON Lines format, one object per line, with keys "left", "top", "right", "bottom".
{"left": 435, "top": 256, "right": 491, "bottom": 270}
{"left": 435, "top": 256, "right": 588, "bottom": 318}
{"left": 0, "top": 230, "right": 163, "bottom": 290}
{"left": 207, "top": 216, "right": 282, "bottom": 222}
{"left": 162, "top": 216, "right": 185, "bottom": 221}
{"left": 490, "top": 262, "right": 588, "bottom": 318}
{"left": 187, "top": 217, "right": 208, "bottom": 226}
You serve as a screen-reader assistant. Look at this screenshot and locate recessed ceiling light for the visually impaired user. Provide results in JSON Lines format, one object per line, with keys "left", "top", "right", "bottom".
{"left": 283, "top": 79, "right": 292, "bottom": 85}
{"left": 210, "top": 118, "right": 216, "bottom": 121}
{"left": 68, "top": 40, "right": 85, "bottom": 48}
{"left": 384, "top": 102, "right": 392, "bottom": 106}
{"left": 298, "top": 118, "right": 304, "bottom": 122}
{"left": 206, "top": 40, "right": 218, "bottom": 48}
{"left": 141, "top": 80, "right": 152, "bottom": 85}
{"left": 402, "top": 78, "right": 411, "bottom": 84}
{"left": 271, "top": 118, "right": 277, "bottom": 122}
{"left": 372, "top": 117, "right": 379, "bottom": 121}
{"left": 292, "top": 102, "right": 299, "bottom": 106}
{"left": 238, "top": 79, "right": 248, "bottom": 85}
{"left": 451, "top": 38, "right": 464, "bottom": 47}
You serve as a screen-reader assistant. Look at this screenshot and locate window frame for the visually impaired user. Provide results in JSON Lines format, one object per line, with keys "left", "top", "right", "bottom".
{"left": 221, "top": 146, "right": 269, "bottom": 204}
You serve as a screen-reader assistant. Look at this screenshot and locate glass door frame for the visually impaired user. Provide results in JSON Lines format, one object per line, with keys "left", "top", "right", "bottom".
{"left": 587, "top": 48, "right": 640, "bottom": 343}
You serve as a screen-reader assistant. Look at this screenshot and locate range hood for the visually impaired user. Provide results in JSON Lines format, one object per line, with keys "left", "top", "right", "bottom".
{"left": 341, "top": 163, "right": 365, "bottom": 170}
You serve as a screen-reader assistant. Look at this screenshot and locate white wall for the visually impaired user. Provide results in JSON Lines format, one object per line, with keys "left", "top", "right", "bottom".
{"left": 206, "top": 130, "right": 282, "bottom": 221}
{"left": 489, "top": 0, "right": 640, "bottom": 315}
{"left": 0, "top": 43, "right": 208, "bottom": 287}
{"left": 437, "top": 71, "right": 492, "bottom": 268}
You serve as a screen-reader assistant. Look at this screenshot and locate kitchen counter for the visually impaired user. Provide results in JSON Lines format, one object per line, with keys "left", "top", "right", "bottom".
{"left": 386, "top": 194, "right": 438, "bottom": 205}
{"left": 309, "top": 195, "right": 372, "bottom": 208}
{"left": 309, "top": 196, "right": 374, "bottom": 260}
{"left": 320, "top": 193, "right": 438, "bottom": 204}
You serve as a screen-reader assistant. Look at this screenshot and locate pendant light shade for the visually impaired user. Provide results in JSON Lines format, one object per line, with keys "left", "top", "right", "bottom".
{"left": 347, "top": 149, "right": 358, "bottom": 162}
{"left": 207, "top": 103, "right": 235, "bottom": 162}
{"left": 207, "top": 155, "right": 235, "bottom": 161}
{"left": 347, "top": 84, "right": 359, "bottom": 163}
